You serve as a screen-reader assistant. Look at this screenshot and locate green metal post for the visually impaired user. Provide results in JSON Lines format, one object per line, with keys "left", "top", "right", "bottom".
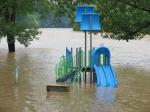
{"left": 84, "top": 31, "right": 87, "bottom": 83}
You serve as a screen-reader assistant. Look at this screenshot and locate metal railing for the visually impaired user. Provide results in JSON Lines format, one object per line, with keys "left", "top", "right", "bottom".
{"left": 55, "top": 49, "right": 85, "bottom": 80}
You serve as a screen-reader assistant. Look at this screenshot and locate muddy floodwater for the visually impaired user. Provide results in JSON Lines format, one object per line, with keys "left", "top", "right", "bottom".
{"left": 0, "top": 28, "right": 150, "bottom": 112}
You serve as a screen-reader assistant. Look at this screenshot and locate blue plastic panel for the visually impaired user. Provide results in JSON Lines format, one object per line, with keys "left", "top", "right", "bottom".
{"left": 80, "top": 14, "right": 90, "bottom": 30}
{"left": 94, "top": 65, "right": 118, "bottom": 87}
{"left": 75, "top": 5, "right": 94, "bottom": 22}
{"left": 92, "top": 14, "right": 101, "bottom": 31}
{"left": 66, "top": 47, "right": 72, "bottom": 58}
{"left": 75, "top": 6, "right": 85, "bottom": 22}
{"left": 86, "top": 6, "right": 94, "bottom": 13}
{"left": 80, "top": 13, "right": 101, "bottom": 31}
{"left": 92, "top": 46, "right": 111, "bottom": 66}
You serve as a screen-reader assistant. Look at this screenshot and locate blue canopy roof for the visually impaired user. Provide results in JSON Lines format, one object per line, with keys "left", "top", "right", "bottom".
{"left": 75, "top": 5, "right": 94, "bottom": 22}
{"left": 80, "top": 13, "right": 101, "bottom": 31}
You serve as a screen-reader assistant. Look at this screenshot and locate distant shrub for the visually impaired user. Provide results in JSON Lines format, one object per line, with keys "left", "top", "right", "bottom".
{"left": 73, "top": 23, "right": 80, "bottom": 31}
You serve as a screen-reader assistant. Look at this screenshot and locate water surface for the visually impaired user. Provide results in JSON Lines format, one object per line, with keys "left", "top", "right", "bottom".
{"left": 0, "top": 28, "right": 150, "bottom": 112}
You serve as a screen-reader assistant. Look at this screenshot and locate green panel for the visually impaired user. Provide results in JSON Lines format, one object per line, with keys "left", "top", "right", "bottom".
{"left": 100, "top": 54, "right": 106, "bottom": 65}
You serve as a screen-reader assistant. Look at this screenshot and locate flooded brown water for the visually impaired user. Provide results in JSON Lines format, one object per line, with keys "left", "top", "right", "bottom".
{"left": 0, "top": 28, "right": 150, "bottom": 112}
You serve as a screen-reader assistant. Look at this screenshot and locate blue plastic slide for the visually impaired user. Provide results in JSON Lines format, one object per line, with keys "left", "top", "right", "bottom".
{"left": 94, "top": 65, "right": 117, "bottom": 87}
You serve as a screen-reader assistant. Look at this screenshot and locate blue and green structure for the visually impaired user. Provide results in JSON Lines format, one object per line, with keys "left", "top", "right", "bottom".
{"left": 55, "top": 4, "right": 118, "bottom": 87}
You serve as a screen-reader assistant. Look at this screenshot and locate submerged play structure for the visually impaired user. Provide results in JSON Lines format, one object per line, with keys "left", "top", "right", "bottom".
{"left": 55, "top": 4, "right": 118, "bottom": 87}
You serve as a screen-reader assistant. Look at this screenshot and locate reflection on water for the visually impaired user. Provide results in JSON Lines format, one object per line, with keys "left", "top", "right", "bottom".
{"left": 0, "top": 29, "right": 150, "bottom": 112}
{"left": 96, "top": 87, "right": 116, "bottom": 103}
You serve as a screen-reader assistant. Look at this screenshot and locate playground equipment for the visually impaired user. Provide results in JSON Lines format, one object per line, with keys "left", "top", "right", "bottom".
{"left": 55, "top": 46, "right": 117, "bottom": 87}
{"left": 74, "top": 4, "right": 101, "bottom": 82}
{"left": 75, "top": 5, "right": 94, "bottom": 22}
{"left": 55, "top": 3, "right": 118, "bottom": 87}
{"left": 80, "top": 13, "right": 101, "bottom": 31}
{"left": 91, "top": 46, "right": 118, "bottom": 87}
{"left": 56, "top": 48, "right": 84, "bottom": 82}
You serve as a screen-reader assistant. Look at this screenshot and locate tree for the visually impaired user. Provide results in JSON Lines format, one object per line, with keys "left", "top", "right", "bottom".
{"left": 96, "top": 0, "right": 150, "bottom": 41}
{"left": 0, "top": 0, "right": 51, "bottom": 52}
{"left": 49, "top": 0, "right": 77, "bottom": 24}
{"left": 50, "top": 0, "right": 150, "bottom": 41}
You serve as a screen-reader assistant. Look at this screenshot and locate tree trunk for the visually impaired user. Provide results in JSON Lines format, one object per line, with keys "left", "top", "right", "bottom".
{"left": 5, "top": 1, "right": 16, "bottom": 52}
{"left": 7, "top": 35, "right": 15, "bottom": 52}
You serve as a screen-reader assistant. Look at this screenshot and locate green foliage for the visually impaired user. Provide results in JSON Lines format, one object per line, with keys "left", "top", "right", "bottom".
{"left": 50, "top": 0, "right": 150, "bottom": 41}
{"left": 50, "top": 0, "right": 78, "bottom": 23}
{"left": 73, "top": 23, "right": 80, "bottom": 31}
{"left": 0, "top": 0, "right": 51, "bottom": 47}
{"left": 96, "top": 0, "right": 150, "bottom": 41}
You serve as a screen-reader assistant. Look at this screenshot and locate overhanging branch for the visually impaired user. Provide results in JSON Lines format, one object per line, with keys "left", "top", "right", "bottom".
{"left": 126, "top": 2, "right": 150, "bottom": 13}
{"left": 132, "top": 21, "right": 150, "bottom": 35}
